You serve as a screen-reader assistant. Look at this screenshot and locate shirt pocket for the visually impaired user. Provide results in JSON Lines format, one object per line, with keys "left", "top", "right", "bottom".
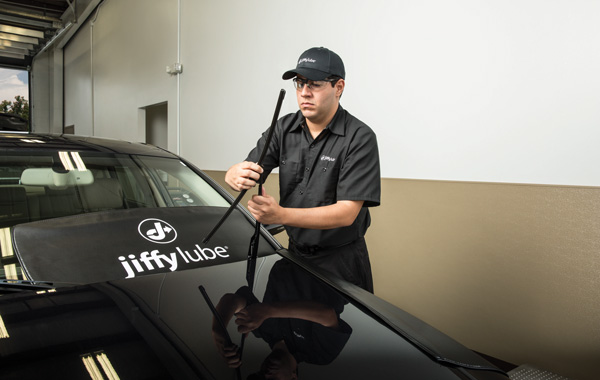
{"left": 313, "top": 160, "right": 341, "bottom": 205}
{"left": 279, "top": 157, "right": 301, "bottom": 193}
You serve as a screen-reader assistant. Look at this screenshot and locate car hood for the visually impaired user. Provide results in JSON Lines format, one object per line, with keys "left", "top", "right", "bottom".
{"left": 0, "top": 250, "right": 507, "bottom": 379}
{"left": 11, "top": 207, "right": 275, "bottom": 284}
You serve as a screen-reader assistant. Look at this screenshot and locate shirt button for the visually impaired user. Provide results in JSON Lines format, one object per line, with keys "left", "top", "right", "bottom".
{"left": 282, "top": 160, "right": 286, "bottom": 165}
{"left": 305, "top": 167, "right": 309, "bottom": 172}
{"left": 300, "top": 190, "right": 304, "bottom": 195}
{"left": 322, "top": 168, "right": 327, "bottom": 172}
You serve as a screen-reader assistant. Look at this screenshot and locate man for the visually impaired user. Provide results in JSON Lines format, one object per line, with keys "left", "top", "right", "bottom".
{"left": 225, "top": 47, "right": 380, "bottom": 292}
{"left": 211, "top": 258, "right": 352, "bottom": 377}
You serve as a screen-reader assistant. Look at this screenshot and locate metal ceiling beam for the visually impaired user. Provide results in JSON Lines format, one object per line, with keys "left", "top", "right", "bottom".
{"left": 0, "top": 2, "right": 63, "bottom": 23}
{"left": 0, "top": 40, "right": 34, "bottom": 51}
{"left": 0, "top": 50, "right": 24, "bottom": 59}
{"left": 0, "top": 24, "right": 45, "bottom": 39}
{"left": 0, "top": 32, "right": 39, "bottom": 45}
{"left": 0, "top": 0, "right": 98, "bottom": 69}
{"left": 0, "top": 14, "right": 59, "bottom": 29}
{"left": 0, "top": 45, "right": 29, "bottom": 55}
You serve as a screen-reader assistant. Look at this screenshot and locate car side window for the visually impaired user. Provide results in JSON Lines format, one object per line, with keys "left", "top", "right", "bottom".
{"left": 135, "top": 156, "right": 228, "bottom": 208}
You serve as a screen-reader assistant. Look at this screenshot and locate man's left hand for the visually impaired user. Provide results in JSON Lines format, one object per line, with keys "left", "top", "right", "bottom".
{"left": 247, "top": 187, "right": 283, "bottom": 225}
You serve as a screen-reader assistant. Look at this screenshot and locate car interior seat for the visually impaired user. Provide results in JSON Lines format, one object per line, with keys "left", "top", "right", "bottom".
{"left": 79, "top": 177, "right": 125, "bottom": 212}
{"left": 0, "top": 186, "right": 30, "bottom": 228}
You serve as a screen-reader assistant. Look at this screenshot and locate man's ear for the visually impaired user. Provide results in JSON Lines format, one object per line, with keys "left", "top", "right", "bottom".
{"left": 335, "top": 79, "right": 345, "bottom": 98}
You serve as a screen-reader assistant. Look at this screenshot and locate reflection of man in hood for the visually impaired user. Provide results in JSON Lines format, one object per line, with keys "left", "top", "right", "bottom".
{"left": 246, "top": 340, "right": 298, "bottom": 380}
{"left": 211, "top": 259, "right": 352, "bottom": 378}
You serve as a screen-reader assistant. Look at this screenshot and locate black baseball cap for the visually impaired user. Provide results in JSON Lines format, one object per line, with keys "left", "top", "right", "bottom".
{"left": 282, "top": 47, "right": 345, "bottom": 81}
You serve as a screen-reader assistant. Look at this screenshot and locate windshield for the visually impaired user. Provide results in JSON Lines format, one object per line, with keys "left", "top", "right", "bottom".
{"left": 0, "top": 151, "right": 229, "bottom": 281}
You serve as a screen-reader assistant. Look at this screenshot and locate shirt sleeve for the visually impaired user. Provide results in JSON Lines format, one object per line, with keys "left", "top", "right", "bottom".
{"left": 244, "top": 120, "right": 284, "bottom": 183}
{"left": 336, "top": 125, "right": 381, "bottom": 207}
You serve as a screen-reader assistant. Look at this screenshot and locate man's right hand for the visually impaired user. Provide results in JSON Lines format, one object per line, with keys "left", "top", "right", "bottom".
{"left": 225, "top": 161, "right": 264, "bottom": 192}
{"left": 211, "top": 329, "right": 243, "bottom": 368}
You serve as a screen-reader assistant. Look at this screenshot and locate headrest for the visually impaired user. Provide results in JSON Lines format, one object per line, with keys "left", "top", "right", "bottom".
{"left": 79, "top": 178, "right": 124, "bottom": 211}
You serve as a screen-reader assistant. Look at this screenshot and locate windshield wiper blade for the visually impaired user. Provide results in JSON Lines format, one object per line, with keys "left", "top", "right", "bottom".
{"left": 202, "top": 89, "right": 286, "bottom": 244}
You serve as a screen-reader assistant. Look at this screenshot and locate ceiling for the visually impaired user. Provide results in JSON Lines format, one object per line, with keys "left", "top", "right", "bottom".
{"left": 0, "top": 0, "right": 72, "bottom": 69}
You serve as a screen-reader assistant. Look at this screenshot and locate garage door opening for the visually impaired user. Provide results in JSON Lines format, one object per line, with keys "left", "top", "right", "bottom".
{"left": 142, "top": 102, "right": 168, "bottom": 149}
{"left": 0, "top": 68, "right": 29, "bottom": 132}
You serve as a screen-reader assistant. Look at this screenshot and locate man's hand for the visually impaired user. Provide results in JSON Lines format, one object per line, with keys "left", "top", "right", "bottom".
{"left": 225, "top": 161, "right": 264, "bottom": 192}
{"left": 211, "top": 329, "right": 243, "bottom": 368}
{"left": 234, "top": 302, "right": 273, "bottom": 333}
{"left": 210, "top": 292, "right": 248, "bottom": 368}
{"left": 247, "top": 187, "right": 284, "bottom": 225}
{"left": 249, "top": 187, "right": 363, "bottom": 229}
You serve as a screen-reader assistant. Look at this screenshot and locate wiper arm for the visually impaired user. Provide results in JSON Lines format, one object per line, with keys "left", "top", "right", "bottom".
{"left": 200, "top": 91, "right": 285, "bottom": 377}
{"left": 202, "top": 89, "right": 286, "bottom": 244}
{"left": 246, "top": 195, "right": 262, "bottom": 289}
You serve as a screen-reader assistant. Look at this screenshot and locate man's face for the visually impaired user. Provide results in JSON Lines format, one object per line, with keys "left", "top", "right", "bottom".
{"left": 259, "top": 348, "right": 298, "bottom": 380}
{"left": 295, "top": 75, "right": 344, "bottom": 127}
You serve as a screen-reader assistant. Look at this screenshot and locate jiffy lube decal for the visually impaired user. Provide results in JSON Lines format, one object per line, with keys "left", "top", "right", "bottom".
{"left": 119, "top": 218, "right": 230, "bottom": 279}
{"left": 138, "top": 218, "right": 177, "bottom": 244}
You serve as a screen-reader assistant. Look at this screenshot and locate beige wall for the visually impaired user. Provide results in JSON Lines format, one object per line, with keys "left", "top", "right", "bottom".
{"left": 370, "top": 178, "right": 600, "bottom": 380}
{"left": 206, "top": 170, "right": 600, "bottom": 380}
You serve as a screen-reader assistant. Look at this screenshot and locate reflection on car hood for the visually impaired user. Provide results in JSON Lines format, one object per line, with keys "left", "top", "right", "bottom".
{"left": 12, "top": 207, "right": 274, "bottom": 284}
{"left": 0, "top": 251, "right": 508, "bottom": 380}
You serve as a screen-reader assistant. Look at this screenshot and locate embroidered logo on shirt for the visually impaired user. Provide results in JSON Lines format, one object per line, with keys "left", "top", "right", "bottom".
{"left": 321, "top": 155, "right": 336, "bottom": 162}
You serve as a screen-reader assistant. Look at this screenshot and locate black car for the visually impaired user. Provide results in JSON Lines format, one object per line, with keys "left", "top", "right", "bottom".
{"left": 0, "top": 132, "right": 509, "bottom": 379}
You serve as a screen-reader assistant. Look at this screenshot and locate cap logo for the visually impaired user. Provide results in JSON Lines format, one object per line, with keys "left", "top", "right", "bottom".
{"left": 299, "top": 57, "right": 316, "bottom": 64}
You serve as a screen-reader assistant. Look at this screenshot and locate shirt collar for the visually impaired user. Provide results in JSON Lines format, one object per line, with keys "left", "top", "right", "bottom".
{"left": 290, "top": 105, "right": 345, "bottom": 136}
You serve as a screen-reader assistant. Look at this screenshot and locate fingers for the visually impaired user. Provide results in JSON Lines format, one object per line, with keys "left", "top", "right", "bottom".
{"left": 212, "top": 335, "right": 242, "bottom": 367}
{"left": 225, "top": 161, "right": 264, "bottom": 191}
{"left": 249, "top": 194, "right": 266, "bottom": 206}
{"left": 248, "top": 186, "right": 270, "bottom": 206}
{"left": 247, "top": 197, "right": 265, "bottom": 221}
{"left": 240, "top": 163, "right": 262, "bottom": 184}
{"left": 222, "top": 345, "right": 242, "bottom": 368}
{"left": 247, "top": 190, "right": 280, "bottom": 225}
{"left": 234, "top": 310, "right": 258, "bottom": 333}
{"left": 245, "top": 162, "right": 264, "bottom": 175}
{"left": 233, "top": 310, "right": 250, "bottom": 327}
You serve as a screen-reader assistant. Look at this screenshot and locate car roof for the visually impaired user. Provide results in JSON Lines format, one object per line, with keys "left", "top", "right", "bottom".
{"left": 0, "top": 132, "right": 176, "bottom": 158}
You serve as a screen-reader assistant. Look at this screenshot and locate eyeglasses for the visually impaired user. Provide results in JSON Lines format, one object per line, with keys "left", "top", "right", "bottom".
{"left": 293, "top": 77, "right": 339, "bottom": 91}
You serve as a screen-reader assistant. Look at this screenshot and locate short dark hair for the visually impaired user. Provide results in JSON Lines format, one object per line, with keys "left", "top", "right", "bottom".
{"left": 326, "top": 76, "right": 342, "bottom": 87}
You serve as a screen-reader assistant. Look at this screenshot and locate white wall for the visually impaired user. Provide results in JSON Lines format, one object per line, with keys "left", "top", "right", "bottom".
{"left": 58, "top": 0, "right": 600, "bottom": 186}
{"left": 31, "top": 49, "right": 63, "bottom": 133}
{"left": 178, "top": 0, "right": 600, "bottom": 186}
{"left": 64, "top": 22, "right": 93, "bottom": 135}
{"left": 63, "top": 0, "right": 179, "bottom": 151}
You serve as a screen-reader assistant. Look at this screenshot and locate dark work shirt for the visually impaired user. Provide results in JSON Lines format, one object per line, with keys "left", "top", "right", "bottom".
{"left": 245, "top": 105, "right": 380, "bottom": 247}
